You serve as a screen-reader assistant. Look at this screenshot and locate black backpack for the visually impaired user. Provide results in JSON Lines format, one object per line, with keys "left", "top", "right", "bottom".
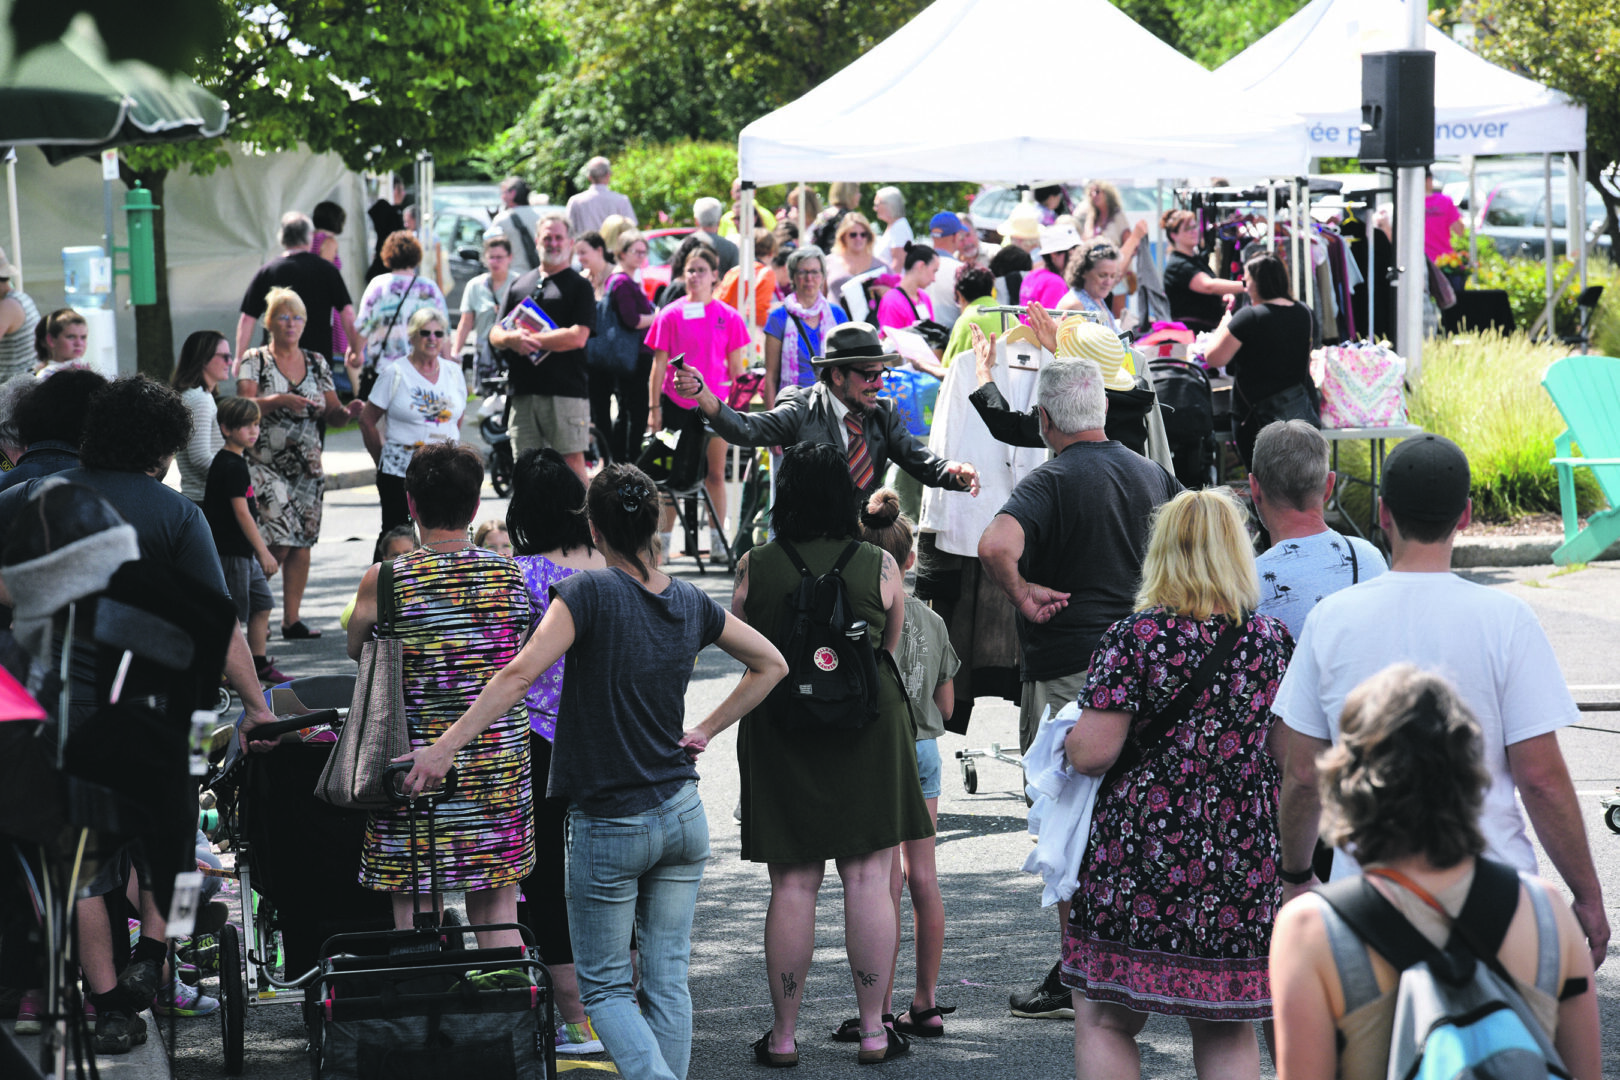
{"left": 767, "top": 539, "right": 881, "bottom": 731}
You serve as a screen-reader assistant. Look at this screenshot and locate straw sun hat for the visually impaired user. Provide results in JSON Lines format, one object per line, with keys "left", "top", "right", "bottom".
{"left": 1055, "top": 317, "right": 1136, "bottom": 392}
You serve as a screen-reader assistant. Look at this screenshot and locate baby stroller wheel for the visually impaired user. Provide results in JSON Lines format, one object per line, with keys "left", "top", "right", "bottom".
{"left": 489, "top": 441, "right": 514, "bottom": 498}
{"left": 214, "top": 684, "right": 236, "bottom": 716}
{"left": 1605, "top": 803, "right": 1620, "bottom": 835}
{"left": 220, "top": 922, "right": 245, "bottom": 1074}
{"left": 961, "top": 758, "right": 978, "bottom": 795}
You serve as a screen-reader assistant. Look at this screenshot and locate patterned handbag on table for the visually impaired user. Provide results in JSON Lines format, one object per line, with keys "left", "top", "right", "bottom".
{"left": 1318, "top": 341, "right": 1409, "bottom": 429}
{"left": 314, "top": 560, "right": 409, "bottom": 809}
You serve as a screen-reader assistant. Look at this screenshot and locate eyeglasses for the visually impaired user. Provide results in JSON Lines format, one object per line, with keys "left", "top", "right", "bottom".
{"left": 793, "top": 268, "right": 823, "bottom": 279}
{"left": 272, "top": 313, "right": 306, "bottom": 323}
{"left": 419, "top": 329, "right": 446, "bottom": 338}
{"left": 629, "top": 247, "right": 649, "bottom": 256}
{"left": 212, "top": 349, "right": 232, "bottom": 361}
{"left": 847, "top": 366, "right": 887, "bottom": 384}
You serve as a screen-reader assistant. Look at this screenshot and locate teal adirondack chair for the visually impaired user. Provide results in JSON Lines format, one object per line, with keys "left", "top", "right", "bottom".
{"left": 1541, "top": 355, "right": 1620, "bottom": 565}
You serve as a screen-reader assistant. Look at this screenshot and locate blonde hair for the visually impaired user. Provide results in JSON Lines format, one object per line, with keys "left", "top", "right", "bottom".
{"left": 599, "top": 214, "right": 633, "bottom": 254}
{"left": 827, "top": 182, "right": 861, "bottom": 211}
{"left": 407, "top": 306, "right": 446, "bottom": 340}
{"left": 1135, "top": 489, "right": 1259, "bottom": 619}
{"left": 263, "top": 286, "right": 307, "bottom": 322}
{"left": 834, "top": 212, "right": 874, "bottom": 255}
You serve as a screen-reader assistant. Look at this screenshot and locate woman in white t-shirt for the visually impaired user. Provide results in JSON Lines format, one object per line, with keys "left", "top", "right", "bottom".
{"left": 452, "top": 235, "right": 515, "bottom": 386}
{"left": 359, "top": 307, "right": 468, "bottom": 535}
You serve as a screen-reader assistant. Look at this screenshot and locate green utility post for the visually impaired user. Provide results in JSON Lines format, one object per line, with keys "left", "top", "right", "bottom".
{"left": 116, "top": 182, "right": 160, "bottom": 306}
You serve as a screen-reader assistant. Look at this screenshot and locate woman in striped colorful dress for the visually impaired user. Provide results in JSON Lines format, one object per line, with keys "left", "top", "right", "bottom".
{"left": 347, "top": 441, "right": 534, "bottom": 948}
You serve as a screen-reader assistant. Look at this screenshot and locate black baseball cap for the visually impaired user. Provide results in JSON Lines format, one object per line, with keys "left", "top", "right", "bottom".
{"left": 1381, "top": 434, "right": 1470, "bottom": 522}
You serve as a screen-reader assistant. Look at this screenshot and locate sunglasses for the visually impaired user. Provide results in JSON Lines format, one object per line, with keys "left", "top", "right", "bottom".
{"left": 847, "top": 366, "right": 887, "bottom": 384}
{"left": 419, "top": 329, "right": 446, "bottom": 338}
{"left": 272, "top": 313, "right": 306, "bottom": 323}
{"left": 846, "top": 231, "right": 871, "bottom": 240}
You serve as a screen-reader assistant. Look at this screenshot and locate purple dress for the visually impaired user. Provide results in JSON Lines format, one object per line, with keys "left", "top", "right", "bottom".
{"left": 514, "top": 554, "right": 581, "bottom": 742}
{"left": 1060, "top": 608, "right": 1292, "bottom": 1021}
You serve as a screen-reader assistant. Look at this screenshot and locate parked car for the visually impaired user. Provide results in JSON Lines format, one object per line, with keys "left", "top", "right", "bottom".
{"left": 433, "top": 205, "right": 493, "bottom": 316}
{"left": 967, "top": 183, "right": 1173, "bottom": 243}
{"left": 434, "top": 183, "right": 503, "bottom": 219}
{"left": 1474, "top": 177, "right": 1614, "bottom": 263}
{"left": 640, "top": 226, "right": 696, "bottom": 303}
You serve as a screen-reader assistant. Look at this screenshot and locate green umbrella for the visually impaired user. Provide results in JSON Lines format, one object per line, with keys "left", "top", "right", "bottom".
{"left": 0, "top": 18, "right": 228, "bottom": 162}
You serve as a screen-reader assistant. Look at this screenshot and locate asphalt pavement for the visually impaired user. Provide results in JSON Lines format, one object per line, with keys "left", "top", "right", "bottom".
{"left": 114, "top": 424, "right": 1620, "bottom": 1079}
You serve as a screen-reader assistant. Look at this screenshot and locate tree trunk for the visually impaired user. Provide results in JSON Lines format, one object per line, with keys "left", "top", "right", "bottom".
{"left": 124, "top": 166, "right": 173, "bottom": 379}
{"left": 1587, "top": 156, "right": 1620, "bottom": 260}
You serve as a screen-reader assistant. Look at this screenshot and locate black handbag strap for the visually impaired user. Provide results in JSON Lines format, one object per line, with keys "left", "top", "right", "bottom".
{"left": 1335, "top": 529, "right": 1360, "bottom": 584}
{"left": 1102, "top": 619, "right": 1243, "bottom": 788}
{"left": 787, "top": 311, "right": 815, "bottom": 355}
{"left": 376, "top": 558, "right": 397, "bottom": 637}
{"left": 371, "top": 271, "right": 418, "bottom": 370}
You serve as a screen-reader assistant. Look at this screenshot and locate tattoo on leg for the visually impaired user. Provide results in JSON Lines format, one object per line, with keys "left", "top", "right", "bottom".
{"left": 780, "top": 971, "right": 798, "bottom": 999}
{"left": 856, "top": 969, "right": 877, "bottom": 987}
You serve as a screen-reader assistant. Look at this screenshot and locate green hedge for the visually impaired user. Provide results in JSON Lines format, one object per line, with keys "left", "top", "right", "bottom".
{"left": 610, "top": 139, "right": 977, "bottom": 239}
{"left": 1468, "top": 236, "right": 1620, "bottom": 345}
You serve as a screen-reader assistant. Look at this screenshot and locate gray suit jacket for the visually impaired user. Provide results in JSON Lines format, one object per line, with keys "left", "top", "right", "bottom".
{"left": 706, "top": 382, "right": 959, "bottom": 488}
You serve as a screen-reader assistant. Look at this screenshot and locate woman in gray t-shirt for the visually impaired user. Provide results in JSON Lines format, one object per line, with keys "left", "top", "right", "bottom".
{"left": 398, "top": 462, "right": 785, "bottom": 1080}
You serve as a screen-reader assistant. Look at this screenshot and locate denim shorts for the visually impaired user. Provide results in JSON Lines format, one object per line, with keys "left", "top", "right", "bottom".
{"left": 915, "top": 738, "right": 942, "bottom": 800}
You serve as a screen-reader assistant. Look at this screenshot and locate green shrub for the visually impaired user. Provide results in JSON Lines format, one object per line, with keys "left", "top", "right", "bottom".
{"left": 609, "top": 139, "right": 977, "bottom": 239}
{"left": 1406, "top": 330, "right": 1605, "bottom": 521}
{"left": 1467, "top": 237, "right": 1620, "bottom": 342}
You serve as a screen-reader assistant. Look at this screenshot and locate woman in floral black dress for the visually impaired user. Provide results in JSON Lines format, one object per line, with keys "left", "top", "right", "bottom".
{"left": 1062, "top": 488, "right": 1292, "bottom": 1079}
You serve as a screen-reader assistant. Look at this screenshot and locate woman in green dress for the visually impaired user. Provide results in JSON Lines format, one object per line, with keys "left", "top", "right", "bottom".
{"left": 733, "top": 442, "right": 933, "bottom": 1067}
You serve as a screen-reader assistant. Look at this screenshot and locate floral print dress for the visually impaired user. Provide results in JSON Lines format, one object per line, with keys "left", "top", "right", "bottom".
{"left": 513, "top": 554, "right": 582, "bottom": 742}
{"left": 1060, "top": 608, "right": 1293, "bottom": 1021}
{"left": 238, "top": 347, "right": 334, "bottom": 548}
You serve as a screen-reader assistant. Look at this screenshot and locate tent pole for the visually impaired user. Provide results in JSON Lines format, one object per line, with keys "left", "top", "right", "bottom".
{"left": 1543, "top": 154, "right": 1554, "bottom": 340}
{"left": 1367, "top": 182, "right": 1377, "bottom": 342}
{"left": 5, "top": 150, "right": 21, "bottom": 290}
{"left": 1466, "top": 156, "right": 1477, "bottom": 274}
{"left": 1572, "top": 151, "right": 1587, "bottom": 293}
{"left": 740, "top": 185, "right": 757, "bottom": 332}
{"left": 1266, "top": 182, "right": 1276, "bottom": 254}
{"left": 798, "top": 183, "right": 808, "bottom": 239}
{"left": 1395, "top": 0, "right": 1426, "bottom": 380}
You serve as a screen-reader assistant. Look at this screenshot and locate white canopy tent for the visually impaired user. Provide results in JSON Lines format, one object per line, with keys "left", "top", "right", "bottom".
{"left": 737, "top": 0, "right": 1310, "bottom": 186}
{"left": 1215, "top": 0, "right": 1585, "bottom": 159}
{"left": 1216, "top": 0, "right": 1589, "bottom": 352}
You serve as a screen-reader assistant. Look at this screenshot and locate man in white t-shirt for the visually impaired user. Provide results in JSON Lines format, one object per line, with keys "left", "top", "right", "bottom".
{"left": 1250, "top": 420, "right": 1386, "bottom": 639}
{"left": 1271, "top": 433, "right": 1608, "bottom": 967}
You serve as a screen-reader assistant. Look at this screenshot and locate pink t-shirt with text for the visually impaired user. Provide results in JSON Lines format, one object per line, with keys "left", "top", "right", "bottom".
{"left": 647, "top": 298, "right": 752, "bottom": 409}
{"left": 875, "top": 287, "right": 934, "bottom": 331}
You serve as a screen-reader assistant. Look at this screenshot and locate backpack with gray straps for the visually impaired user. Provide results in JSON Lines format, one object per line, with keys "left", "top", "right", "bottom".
{"left": 1314, "top": 858, "right": 1569, "bottom": 1080}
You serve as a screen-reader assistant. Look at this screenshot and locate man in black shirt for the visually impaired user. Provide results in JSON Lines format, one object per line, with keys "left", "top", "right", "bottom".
{"left": 977, "top": 348, "right": 1180, "bottom": 1021}
{"left": 236, "top": 212, "right": 359, "bottom": 368}
{"left": 488, "top": 209, "right": 597, "bottom": 480}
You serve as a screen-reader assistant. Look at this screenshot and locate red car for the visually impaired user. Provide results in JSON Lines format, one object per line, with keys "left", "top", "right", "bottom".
{"left": 639, "top": 227, "right": 696, "bottom": 303}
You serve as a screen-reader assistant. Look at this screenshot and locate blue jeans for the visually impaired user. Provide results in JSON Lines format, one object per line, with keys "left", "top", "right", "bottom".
{"left": 566, "top": 782, "right": 710, "bottom": 1080}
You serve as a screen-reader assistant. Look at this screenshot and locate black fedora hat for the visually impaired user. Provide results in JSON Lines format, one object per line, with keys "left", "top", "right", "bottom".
{"left": 810, "top": 322, "right": 902, "bottom": 370}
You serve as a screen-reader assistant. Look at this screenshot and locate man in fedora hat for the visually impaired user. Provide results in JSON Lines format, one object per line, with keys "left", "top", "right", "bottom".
{"left": 671, "top": 321, "right": 979, "bottom": 498}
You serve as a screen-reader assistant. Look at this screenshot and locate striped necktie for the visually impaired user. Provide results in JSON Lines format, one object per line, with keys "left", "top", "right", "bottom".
{"left": 845, "top": 413, "right": 874, "bottom": 491}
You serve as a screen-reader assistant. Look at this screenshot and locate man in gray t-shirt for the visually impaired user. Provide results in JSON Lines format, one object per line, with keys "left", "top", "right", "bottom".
{"left": 1248, "top": 420, "right": 1387, "bottom": 639}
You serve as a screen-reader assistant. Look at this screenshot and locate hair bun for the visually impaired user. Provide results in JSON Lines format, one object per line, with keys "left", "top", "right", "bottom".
{"left": 860, "top": 488, "right": 902, "bottom": 528}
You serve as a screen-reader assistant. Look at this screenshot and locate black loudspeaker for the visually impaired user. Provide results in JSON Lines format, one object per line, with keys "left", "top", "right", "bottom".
{"left": 1359, "top": 50, "right": 1435, "bottom": 168}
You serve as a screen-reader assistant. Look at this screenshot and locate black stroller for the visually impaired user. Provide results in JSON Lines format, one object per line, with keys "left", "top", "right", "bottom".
{"left": 203, "top": 676, "right": 555, "bottom": 1078}
{"left": 1149, "top": 356, "right": 1221, "bottom": 489}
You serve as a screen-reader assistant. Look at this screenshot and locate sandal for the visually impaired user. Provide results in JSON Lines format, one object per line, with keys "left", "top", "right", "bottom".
{"left": 856, "top": 1027, "right": 910, "bottom": 1065}
{"left": 281, "top": 620, "right": 322, "bottom": 640}
{"left": 894, "top": 1004, "right": 950, "bottom": 1037}
{"left": 832, "top": 1014, "right": 893, "bottom": 1042}
{"left": 752, "top": 1032, "right": 798, "bottom": 1068}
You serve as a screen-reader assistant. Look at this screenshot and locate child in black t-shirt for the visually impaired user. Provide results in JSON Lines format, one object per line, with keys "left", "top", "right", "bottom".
{"left": 203, "top": 397, "right": 285, "bottom": 684}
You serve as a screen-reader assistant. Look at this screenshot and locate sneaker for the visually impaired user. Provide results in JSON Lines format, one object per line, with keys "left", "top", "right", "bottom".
{"left": 93, "top": 1009, "right": 148, "bottom": 1054}
{"left": 1008, "top": 961, "right": 1074, "bottom": 1020}
{"left": 555, "top": 1019, "right": 605, "bottom": 1055}
{"left": 153, "top": 976, "right": 220, "bottom": 1018}
{"left": 116, "top": 958, "right": 163, "bottom": 1010}
{"left": 13, "top": 988, "right": 42, "bottom": 1035}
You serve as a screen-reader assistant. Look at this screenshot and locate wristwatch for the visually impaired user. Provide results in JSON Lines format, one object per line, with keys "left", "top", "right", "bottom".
{"left": 1278, "top": 864, "right": 1314, "bottom": 885}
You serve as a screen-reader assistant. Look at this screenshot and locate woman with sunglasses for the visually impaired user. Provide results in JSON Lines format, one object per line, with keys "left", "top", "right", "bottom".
{"left": 358, "top": 307, "right": 468, "bottom": 535}
{"left": 825, "top": 212, "right": 881, "bottom": 299}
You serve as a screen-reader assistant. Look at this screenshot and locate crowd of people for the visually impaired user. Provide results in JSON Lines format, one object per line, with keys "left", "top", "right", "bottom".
{"left": 0, "top": 161, "right": 1606, "bottom": 1080}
